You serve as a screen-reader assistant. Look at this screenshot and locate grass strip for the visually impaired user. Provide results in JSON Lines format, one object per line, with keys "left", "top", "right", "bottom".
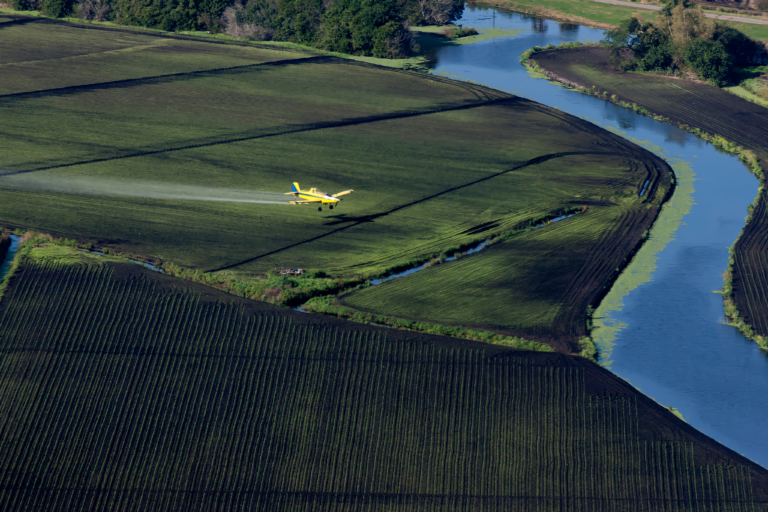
{"left": 301, "top": 295, "right": 553, "bottom": 353}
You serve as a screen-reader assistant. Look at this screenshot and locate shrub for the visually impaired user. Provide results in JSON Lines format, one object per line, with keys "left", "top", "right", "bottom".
{"left": 641, "top": 44, "right": 673, "bottom": 70}
{"left": 685, "top": 39, "right": 732, "bottom": 85}
{"left": 417, "top": 0, "right": 464, "bottom": 26}
{"left": 76, "top": 0, "right": 112, "bottom": 20}
{"left": 41, "top": 0, "right": 73, "bottom": 16}
{"left": 441, "top": 25, "right": 476, "bottom": 39}
{"left": 10, "top": 0, "right": 39, "bottom": 10}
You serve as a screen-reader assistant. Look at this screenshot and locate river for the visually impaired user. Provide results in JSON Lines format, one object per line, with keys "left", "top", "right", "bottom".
{"left": 425, "top": 4, "right": 768, "bottom": 467}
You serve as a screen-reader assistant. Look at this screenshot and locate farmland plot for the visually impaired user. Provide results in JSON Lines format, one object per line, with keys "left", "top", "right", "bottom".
{"left": 340, "top": 152, "right": 669, "bottom": 348}
{"left": 0, "top": 258, "right": 765, "bottom": 511}
{"left": 532, "top": 45, "right": 768, "bottom": 337}
{"left": 0, "top": 19, "right": 675, "bottom": 344}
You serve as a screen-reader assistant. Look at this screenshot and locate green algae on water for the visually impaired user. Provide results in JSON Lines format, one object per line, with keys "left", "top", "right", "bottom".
{"left": 592, "top": 133, "right": 696, "bottom": 369}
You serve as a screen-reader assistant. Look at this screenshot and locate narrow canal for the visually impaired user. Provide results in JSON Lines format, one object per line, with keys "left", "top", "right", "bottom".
{"left": 0, "top": 235, "right": 20, "bottom": 284}
{"left": 429, "top": 4, "right": 768, "bottom": 467}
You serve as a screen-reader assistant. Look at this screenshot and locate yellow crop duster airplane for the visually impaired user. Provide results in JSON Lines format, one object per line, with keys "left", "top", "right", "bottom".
{"left": 285, "top": 182, "right": 354, "bottom": 211}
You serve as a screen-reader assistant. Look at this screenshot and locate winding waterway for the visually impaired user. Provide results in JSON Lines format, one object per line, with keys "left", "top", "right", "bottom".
{"left": 428, "top": 4, "right": 768, "bottom": 467}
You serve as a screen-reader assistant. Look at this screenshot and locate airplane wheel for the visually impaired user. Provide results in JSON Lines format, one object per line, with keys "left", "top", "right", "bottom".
{"left": 329, "top": 205, "right": 334, "bottom": 210}
{"left": 318, "top": 207, "right": 322, "bottom": 212}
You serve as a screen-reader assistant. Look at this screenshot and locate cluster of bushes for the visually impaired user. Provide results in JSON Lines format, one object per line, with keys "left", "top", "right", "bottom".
{"left": 10, "top": 0, "right": 464, "bottom": 58}
{"left": 440, "top": 25, "right": 476, "bottom": 39}
{"left": 604, "top": 0, "right": 767, "bottom": 85}
{"left": 740, "top": 75, "right": 768, "bottom": 100}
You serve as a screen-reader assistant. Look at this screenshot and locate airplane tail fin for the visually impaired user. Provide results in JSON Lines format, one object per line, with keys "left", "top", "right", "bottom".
{"left": 292, "top": 182, "right": 300, "bottom": 193}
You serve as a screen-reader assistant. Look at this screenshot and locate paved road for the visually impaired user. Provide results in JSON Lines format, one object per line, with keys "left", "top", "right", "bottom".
{"left": 593, "top": 0, "right": 768, "bottom": 25}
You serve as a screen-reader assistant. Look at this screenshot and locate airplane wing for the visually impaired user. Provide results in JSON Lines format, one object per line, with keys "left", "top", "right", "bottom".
{"left": 332, "top": 189, "right": 354, "bottom": 198}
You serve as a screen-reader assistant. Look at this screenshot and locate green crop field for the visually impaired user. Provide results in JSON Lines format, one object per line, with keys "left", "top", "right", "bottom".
{"left": 340, "top": 191, "right": 658, "bottom": 345}
{"left": 0, "top": 17, "right": 675, "bottom": 346}
{"left": 0, "top": 250, "right": 765, "bottom": 510}
{"left": 532, "top": 45, "right": 768, "bottom": 339}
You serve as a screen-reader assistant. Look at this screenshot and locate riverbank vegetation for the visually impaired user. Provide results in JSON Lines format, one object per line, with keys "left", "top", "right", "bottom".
{"left": 529, "top": 43, "right": 768, "bottom": 345}
{"left": 1, "top": 17, "right": 676, "bottom": 349}
{"left": 1, "top": 249, "right": 766, "bottom": 510}
{"left": 603, "top": 0, "right": 767, "bottom": 85}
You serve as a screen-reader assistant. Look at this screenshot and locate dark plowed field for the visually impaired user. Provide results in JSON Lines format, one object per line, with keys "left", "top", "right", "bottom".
{"left": 0, "top": 257, "right": 766, "bottom": 511}
{"left": 533, "top": 45, "right": 768, "bottom": 337}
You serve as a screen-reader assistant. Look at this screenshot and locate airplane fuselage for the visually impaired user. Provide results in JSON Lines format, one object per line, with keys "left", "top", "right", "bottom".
{"left": 290, "top": 188, "right": 340, "bottom": 204}
{"left": 285, "top": 183, "right": 353, "bottom": 211}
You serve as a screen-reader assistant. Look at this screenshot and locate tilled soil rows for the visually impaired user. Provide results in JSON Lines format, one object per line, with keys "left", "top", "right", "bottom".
{"left": 0, "top": 260, "right": 766, "bottom": 510}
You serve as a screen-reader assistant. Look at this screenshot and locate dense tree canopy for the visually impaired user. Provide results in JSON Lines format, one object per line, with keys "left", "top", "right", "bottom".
{"left": 12, "top": 0, "right": 463, "bottom": 58}
{"left": 322, "top": 0, "right": 412, "bottom": 57}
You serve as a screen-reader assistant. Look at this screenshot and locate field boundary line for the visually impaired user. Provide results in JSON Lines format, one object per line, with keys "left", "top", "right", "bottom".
{"left": 1, "top": 97, "right": 519, "bottom": 177}
{"left": 208, "top": 150, "right": 614, "bottom": 272}
{"left": 0, "top": 55, "right": 333, "bottom": 100}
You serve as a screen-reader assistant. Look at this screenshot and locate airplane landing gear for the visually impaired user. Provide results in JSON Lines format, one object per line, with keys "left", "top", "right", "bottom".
{"left": 318, "top": 207, "right": 322, "bottom": 212}
{"left": 329, "top": 205, "right": 333, "bottom": 210}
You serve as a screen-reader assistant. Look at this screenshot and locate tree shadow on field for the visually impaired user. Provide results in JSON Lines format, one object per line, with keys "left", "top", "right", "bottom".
{"left": 0, "top": 16, "right": 42, "bottom": 29}
{"left": 322, "top": 213, "right": 379, "bottom": 226}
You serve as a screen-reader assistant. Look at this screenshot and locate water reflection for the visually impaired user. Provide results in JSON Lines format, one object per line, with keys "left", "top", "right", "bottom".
{"left": 602, "top": 102, "right": 635, "bottom": 130}
{"left": 530, "top": 17, "right": 548, "bottom": 32}
{"left": 559, "top": 23, "right": 579, "bottom": 32}
{"left": 664, "top": 126, "right": 694, "bottom": 147}
{"left": 426, "top": 4, "right": 768, "bottom": 467}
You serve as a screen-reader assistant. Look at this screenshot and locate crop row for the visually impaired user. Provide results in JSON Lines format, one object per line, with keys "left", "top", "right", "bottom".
{"left": 0, "top": 261, "right": 760, "bottom": 510}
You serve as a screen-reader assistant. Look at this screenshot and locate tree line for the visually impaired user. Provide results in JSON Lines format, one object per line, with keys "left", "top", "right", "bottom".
{"left": 604, "top": 0, "right": 767, "bottom": 85}
{"left": 11, "top": 0, "right": 464, "bottom": 57}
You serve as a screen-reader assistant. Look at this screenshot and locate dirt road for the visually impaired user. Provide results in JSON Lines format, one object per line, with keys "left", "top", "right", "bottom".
{"left": 593, "top": 0, "right": 768, "bottom": 25}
